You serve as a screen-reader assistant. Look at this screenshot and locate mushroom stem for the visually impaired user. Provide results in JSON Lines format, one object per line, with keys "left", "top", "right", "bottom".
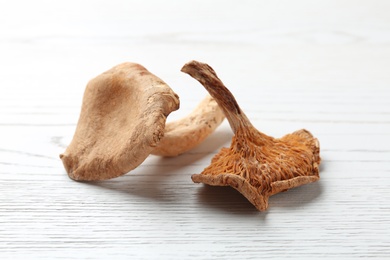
{"left": 181, "top": 61, "right": 253, "bottom": 134}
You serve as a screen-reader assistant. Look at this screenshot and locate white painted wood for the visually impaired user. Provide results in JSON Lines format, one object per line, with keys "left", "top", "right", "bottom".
{"left": 1, "top": 0, "right": 389, "bottom": 259}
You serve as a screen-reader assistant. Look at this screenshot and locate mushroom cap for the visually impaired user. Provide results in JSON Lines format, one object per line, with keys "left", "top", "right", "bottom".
{"left": 60, "top": 62, "right": 179, "bottom": 181}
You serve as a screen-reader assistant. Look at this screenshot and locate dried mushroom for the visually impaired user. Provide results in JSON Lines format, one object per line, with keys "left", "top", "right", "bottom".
{"left": 152, "top": 95, "right": 225, "bottom": 157}
{"left": 182, "top": 60, "right": 321, "bottom": 211}
{"left": 60, "top": 62, "right": 180, "bottom": 181}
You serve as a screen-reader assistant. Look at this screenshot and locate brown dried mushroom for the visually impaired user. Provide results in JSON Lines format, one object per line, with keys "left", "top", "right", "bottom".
{"left": 152, "top": 95, "right": 225, "bottom": 157}
{"left": 182, "top": 60, "right": 321, "bottom": 211}
{"left": 60, "top": 62, "right": 225, "bottom": 181}
{"left": 60, "top": 62, "right": 180, "bottom": 181}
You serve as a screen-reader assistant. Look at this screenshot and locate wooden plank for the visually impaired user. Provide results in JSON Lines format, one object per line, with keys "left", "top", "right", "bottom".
{"left": 1, "top": 0, "right": 390, "bottom": 259}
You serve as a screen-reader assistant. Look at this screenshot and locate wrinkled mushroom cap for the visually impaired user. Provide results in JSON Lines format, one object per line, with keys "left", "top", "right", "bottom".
{"left": 60, "top": 62, "right": 179, "bottom": 181}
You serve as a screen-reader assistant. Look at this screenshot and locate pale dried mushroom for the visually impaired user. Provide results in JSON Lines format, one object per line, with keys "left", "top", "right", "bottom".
{"left": 182, "top": 60, "right": 321, "bottom": 211}
{"left": 152, "top": 95, "right": 225, "bottom": 157}
{"left": 60, "top": 62, "right": 180, "bottom": 181}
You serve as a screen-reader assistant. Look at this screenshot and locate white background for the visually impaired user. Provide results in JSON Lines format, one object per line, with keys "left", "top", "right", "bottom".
{"left": 1, "top": 0, "right": 389, "bottom": 259}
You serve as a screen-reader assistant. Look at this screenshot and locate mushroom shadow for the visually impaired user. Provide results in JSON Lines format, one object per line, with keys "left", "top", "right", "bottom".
{"left": 195, "top": 180, "right": 323, "bottom": 214}
{"left": 195, "top": 184, "right": 264, "bottom": 217}
{"left": 82, "top": 127, "right": 232, "bottom": 202}
{"left": 269, "top": 180, "right": 324, "bottom": 210}
{"left": 79, "top": 163, "right": 190, "bottom": 202}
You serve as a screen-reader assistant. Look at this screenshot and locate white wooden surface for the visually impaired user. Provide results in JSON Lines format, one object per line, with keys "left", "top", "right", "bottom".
{"left": 1, "top": 0, "right": 390, "bottom": 259}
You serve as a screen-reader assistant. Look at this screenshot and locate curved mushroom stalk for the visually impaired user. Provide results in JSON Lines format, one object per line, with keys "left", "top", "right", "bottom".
{"left": 60, "top": 63, "right": 180, "bottom": 181}
{"left": 151, "top": 95, "right": 225, "bottom": 157}
{"left": 182, "top": 60, "right": 321, "bottom": 211}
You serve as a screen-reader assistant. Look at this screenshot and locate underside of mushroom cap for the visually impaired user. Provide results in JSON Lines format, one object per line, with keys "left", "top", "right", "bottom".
{"left": 191, "top": 129, "right": 320, "bottom": 211}
{"left": 60, "top": 62, "right": 180, "bottom": 181}
{"left": 151, "top": 95, "right": 225, "bottom": 157}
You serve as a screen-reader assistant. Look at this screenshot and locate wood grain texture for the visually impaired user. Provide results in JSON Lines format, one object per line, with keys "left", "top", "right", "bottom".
{"left": 1, "top": 0, "right": 390, "bottom": 259}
